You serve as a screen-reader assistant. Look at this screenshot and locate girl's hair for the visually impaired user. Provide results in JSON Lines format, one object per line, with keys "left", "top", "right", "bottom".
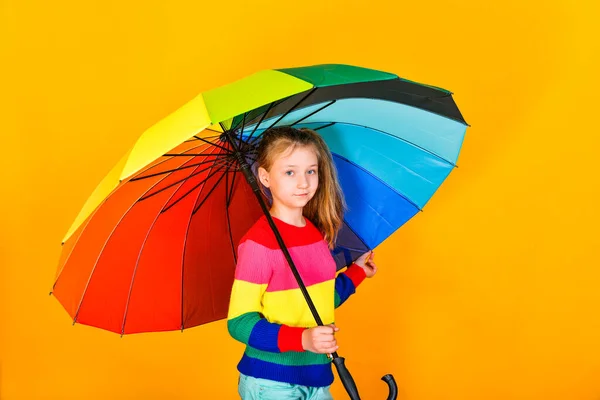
{"left": 254, "top": 126, "right": 346, "bottom": 249}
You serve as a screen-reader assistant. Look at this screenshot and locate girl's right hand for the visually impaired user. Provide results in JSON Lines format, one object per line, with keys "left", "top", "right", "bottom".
{"left": 302, "top": 324, "right": 340, "bottom": 354}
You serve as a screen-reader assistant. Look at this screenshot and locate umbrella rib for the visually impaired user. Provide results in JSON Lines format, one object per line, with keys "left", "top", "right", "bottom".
{"left": 70, "top": 149, "right": 207, "bottom": 327}
{"left": 180, "top": 146, "right": 225, "bottom": 330}
{"left": 184, "top": 134, "right": 220, "bottom": 143}
{"left": 120, "top": 145, "right": 224, "bottom": 334}
{"left": 337, "top": 220, "right": 370, "bottom": 263}
{"left": 131, "top": 157, "right": 229, "bottom": 182}
{"left": 244, "top": 101, "right": 275, "bottom": 144}
{"left": 194, "top": 135, "right": 231, "bottom": 153}
{"left": 131, "top": 145, "right": 219, "bottom": 184}
{"left": 237, "top": 112, "right": 246, "bottom": 150}
{"left": 139, "top": 157, "right": 232, "bottom": 202}
{"left": 138, "top": 136, "right": 226, "bottom": 178}
{"left": 245, "top": 121, "right": 334, "bottom": 150}
{"left": 312, "top": 122, "right": 336, "bottom": 131}
{"left": 164, "top": 152, "right": 227, "bottom": 157}
{"left": 287, "top": 100, "right": 336, "bottom": 127}
{"left": 263, "top": 87, "right": 318, "bottom": 132}
{"left": 52, "top": 197, "right": 105, "bottom": 293}
{"left": 334, "top": 243, "right": 371, "bottom": 254}
{"left": 225, "top": 170, "right": 238, "bottom": 265}
{"left": 190, "top": 169, "right": 228, "bottom": 216}
{"left": 244, "top": 88, "right": 319, "bottom": 147}
{"left": 160, "top": 161, "right": 233, "bottom": 214}
{"left": 226, "top": 166, "right": 238, "bottom": 207}
{"left": 230, "top": 98, "right": 286, "bottom": 135}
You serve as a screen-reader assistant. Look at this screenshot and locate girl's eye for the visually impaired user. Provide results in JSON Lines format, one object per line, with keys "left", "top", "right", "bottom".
{"left": 285, "top": 170, "right": 294, "bottom": 176}
{"left": 308, "top": 169, "right": 317, "bottom": 175}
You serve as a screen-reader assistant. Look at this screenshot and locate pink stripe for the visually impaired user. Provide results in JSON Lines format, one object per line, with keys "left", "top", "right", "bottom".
{"left": 266, "top": 241, "right": 336, "bottom": 291}
{"left": 234, "top": 239, "right": 337, "bottom": 290}
{"left": 234, "top": 240, "right": 272, "bottom": 284}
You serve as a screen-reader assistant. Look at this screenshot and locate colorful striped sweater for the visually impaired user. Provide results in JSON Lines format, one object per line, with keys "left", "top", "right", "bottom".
{"left": 227, "top": 214, "right": 366, "bottom": 388}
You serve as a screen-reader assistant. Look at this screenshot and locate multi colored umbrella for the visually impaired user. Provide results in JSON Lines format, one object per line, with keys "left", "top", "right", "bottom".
{"left": 52, "top": 64, "right": 467, "bottom": 399}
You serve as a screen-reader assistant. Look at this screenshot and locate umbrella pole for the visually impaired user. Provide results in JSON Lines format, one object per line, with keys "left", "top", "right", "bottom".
{"left": 224, "top": 131, "right": 397, "bottom": 400}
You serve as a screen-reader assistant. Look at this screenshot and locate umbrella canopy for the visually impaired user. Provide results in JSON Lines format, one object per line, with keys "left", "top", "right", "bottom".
{"left": 52, "top": 64, "right": 468, "bottom": 335}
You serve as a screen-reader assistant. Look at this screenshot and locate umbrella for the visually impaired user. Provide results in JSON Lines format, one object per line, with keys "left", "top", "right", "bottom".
{"left": 52, "top": 64, "right": 468, "bottom": 399}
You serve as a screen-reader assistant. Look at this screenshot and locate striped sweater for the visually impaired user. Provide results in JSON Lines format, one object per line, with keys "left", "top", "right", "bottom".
{"left": 227, "top": 214, "right": 366, "bottom": 387}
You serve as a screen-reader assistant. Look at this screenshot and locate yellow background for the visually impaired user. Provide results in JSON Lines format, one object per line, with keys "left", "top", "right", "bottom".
{"left": 2, "top": 0, "right": 599, "bottom": 399}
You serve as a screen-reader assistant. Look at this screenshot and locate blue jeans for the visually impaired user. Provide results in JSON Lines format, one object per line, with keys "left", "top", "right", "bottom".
{"left": 238, "top": 373, "right": 334, "bottom": 400}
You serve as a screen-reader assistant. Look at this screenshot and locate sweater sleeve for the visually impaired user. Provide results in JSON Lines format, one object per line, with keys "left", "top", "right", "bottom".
{"left": 334, "top": 264, "right": 367, "bottom": 308}
{"left": 227, "top": 238, "right": 305, "bottom": 352}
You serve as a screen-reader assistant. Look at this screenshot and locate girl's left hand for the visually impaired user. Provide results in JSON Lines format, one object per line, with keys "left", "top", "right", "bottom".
{"left": 354, "top": 250, "right": 377, "bottom": 278}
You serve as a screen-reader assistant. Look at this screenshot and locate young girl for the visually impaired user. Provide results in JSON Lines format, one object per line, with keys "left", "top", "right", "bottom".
{"left": 227, "top": 126, "right": 377, "bottom": 400}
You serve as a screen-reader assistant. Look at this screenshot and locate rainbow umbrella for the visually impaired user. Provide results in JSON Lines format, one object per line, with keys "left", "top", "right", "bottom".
{"left": 52, "top": 64, "right": 467, "bottom": 400}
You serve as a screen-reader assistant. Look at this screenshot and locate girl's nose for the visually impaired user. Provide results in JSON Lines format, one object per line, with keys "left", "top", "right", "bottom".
{"left": 297, "top": 175, "right": 309, "bottom": 188}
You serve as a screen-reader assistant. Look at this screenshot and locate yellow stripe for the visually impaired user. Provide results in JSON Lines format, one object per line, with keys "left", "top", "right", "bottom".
{"left": 121, "top": 94, "right": 211, "bottom": 179}
{"left": 227, "top": 280, "right": 268, "bottom": 320}
{"left": 262, "top": 280, "right": 335, "bottom": 327}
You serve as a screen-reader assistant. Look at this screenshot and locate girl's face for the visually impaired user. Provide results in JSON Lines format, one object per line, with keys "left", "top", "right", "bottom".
{"left": 258, "top": 144, "right": 319, "bottom": 213}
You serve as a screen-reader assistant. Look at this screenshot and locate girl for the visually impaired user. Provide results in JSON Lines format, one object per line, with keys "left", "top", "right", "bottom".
{"left": 227, "top": 126, "right": 377, "bottom": 400}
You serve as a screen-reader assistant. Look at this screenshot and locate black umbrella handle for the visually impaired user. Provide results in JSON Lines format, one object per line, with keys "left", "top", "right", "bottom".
{"left": 332, "top": 357, "right": 398, "bottom": 400}
{"left": 382, "top": 374, "right": 399, "bottom": 400}
{"left": 332, "top": 357, "right": 360, "bottom": 399}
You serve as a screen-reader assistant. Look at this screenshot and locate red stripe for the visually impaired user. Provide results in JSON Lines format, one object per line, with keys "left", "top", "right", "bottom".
{"left": 241, "top": 215, "right": 325, "bottom": 249}
{"left": 277, "top": 324, "right": 306, "bottom": 352}
{"left": 344, "top": 264, "right": 366, "bottom": 288}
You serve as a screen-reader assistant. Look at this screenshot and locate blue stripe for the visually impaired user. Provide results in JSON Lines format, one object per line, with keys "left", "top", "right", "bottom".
{"left": 248, "top": 318, "right": 282, "bottom": 352}
{"left": 238, "top": 353, "right": 334, "bottom": 387}
{"left": 334, "top": 154, "right": 420, "bottom": 249}
{"left": 334, "top": 273, "right": 356, "bottom": 307}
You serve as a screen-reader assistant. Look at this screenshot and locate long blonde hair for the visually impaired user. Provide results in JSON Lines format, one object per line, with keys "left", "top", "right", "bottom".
{"left": 254, "top": 126, "right": 345, "bottom": 249}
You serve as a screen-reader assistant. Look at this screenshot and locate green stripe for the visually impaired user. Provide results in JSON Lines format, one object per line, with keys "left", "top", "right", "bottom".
{"left": 228, "top": 312, "right": 261, "bottom": 344}
{"left": 278, "top": 64, "right": 398, "bottom": 87}
{"left": 202, "top": 69, "right": 312, "bottom": 124}
{"left": 244, "top": 345, "right": 331, "bottom": 366}
{"left": 334, "top": 292, "right": 341, "bottom": 308}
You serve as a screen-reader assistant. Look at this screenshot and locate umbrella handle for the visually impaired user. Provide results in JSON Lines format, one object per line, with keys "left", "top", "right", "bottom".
{"left": 382, "top": 374, "right": 398, "bottom": 400}
{"left": 332, "top": 357, "right": 360, "bottom": 399}
{"left": 332, "top": 357, "right": 398, "bottom": 400}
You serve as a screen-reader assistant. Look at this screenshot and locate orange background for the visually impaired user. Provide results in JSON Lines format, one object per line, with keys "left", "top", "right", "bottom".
{"left": 2, "top": 0, "right": 600, "bottom": 399}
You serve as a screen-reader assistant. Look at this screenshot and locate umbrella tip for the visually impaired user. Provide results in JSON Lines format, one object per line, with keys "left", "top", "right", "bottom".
{"left": 49, "top": 291, "right": 53, "bottom": 296}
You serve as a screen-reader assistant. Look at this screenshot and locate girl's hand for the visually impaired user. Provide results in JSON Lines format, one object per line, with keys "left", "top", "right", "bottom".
{"left": 354, "top": 250, "right": 378, "bottom": 278}
{"left": 302, "top": 324, "right": 339, "bottom": 354}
